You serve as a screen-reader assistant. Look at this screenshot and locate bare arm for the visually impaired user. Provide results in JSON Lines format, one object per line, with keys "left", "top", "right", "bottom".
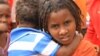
{"left": 56, "top": 33, "right": 83, "bottom": 56}
{"left": 4, "top": 33, "right": 10, "bottom": 56}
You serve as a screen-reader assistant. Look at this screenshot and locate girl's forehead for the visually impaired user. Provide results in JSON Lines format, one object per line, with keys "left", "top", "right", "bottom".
{"left": 0, "top": 4, "right": 10, "bottom": 10}
{"left": 49, "top": 9, "right": 75, "bottom": 21}
{"left": 50, "top": 9, "right": 72, "bottom": 17}
{"left": 0, "top": 4, "right": 10, "bottom": 14}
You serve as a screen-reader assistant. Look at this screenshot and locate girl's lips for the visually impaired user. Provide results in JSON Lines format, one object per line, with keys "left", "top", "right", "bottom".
{"left": 61, "top": 37, "right": 69, "bottom": 41}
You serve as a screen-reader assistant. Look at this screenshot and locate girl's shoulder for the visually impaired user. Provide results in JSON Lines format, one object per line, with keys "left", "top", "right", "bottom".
{"left": 73, "top": 39, "right": 98, "bottom": 56}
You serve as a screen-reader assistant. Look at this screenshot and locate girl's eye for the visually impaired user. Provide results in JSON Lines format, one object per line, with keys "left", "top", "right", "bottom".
{"left": 64, "top": 20, "right": 71, "bottom": 26}
{"left": 0, "top": 14, "right": 10, "bottom": 19}
{"left": 5, "top": 15, "right": 10, "bottom": 18}
{"left": 51, "top": 24, "right": 59, "bottom": 29}
{"left": 0, "top": 14, "right": 3, "bottom": 18}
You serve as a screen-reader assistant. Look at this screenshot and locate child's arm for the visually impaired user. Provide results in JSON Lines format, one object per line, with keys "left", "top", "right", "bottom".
{"left": 56, "top": 33, "right": 83, "bottom": 56}
{"left": 4, "top": 33, "right": 10, "bottom": 56}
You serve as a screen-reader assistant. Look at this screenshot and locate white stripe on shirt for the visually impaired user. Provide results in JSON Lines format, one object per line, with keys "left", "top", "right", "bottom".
{"left": 8, "top": 33, "right": 45, "bottom": 51}
{"left": 41, "top": 41, "right": 59, "bottom": 55}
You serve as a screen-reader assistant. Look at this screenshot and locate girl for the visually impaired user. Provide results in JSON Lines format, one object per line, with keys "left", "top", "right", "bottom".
{"left": 8, "top": 0, "right": 82, "bottom": 56}
{"left": 39, "top": 0, "right": 98, "bottom": 56}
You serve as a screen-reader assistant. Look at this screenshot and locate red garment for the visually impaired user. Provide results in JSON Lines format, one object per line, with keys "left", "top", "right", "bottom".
{"left": 73, "top": 40, "right": 98, "bottom": 56}
{"left": 85, "top": 0, "right": 100, "bottom": 46}
{"left": 8, "top": 0, "right": 13, "bottom": 8}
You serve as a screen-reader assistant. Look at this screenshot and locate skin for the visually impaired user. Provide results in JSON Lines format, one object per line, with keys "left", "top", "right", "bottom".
{"left": 0, "top": 23, "right": 9, "bottom": 47}
{"left": 0, "top": 3, "right": 11, "bottom": 56}
{"left": 0, "top": 4, "right": 10, "bottom": 23}
{"left": 0, "top": 23, "right": 9, "bottom": 56}
{"left": 48, "top": 9, "right": 76, "bottom": 45}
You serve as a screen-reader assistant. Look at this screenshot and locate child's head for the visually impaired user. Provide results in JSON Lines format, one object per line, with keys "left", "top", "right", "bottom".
{"left": 39, "top": 0, "right": 82, "bottom": 45}
{"left": 0, "top": 0, "right": 10, "bottom": 24}
{"left": 16, "top": 0, "right": 39, "bottom": 28}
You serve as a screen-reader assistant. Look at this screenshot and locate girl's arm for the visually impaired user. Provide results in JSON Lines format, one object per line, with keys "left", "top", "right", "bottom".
{"left": 56, "top": 32, "right": 83, "bottom": 56}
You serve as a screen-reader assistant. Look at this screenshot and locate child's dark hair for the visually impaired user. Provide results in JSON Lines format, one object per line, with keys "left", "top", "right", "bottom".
{"left": 39, "top": 0, "right": 82, "bottom": 32}
{"left": 16, "top": 0, "right": 39, "bottom": 28}
{"left": 0, "top": 0, "right": 9, "bottom": 5}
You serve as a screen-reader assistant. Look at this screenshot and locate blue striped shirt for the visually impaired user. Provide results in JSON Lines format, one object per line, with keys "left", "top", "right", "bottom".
{"left": 8, "top": 27, "right": 60, "bottom": 56}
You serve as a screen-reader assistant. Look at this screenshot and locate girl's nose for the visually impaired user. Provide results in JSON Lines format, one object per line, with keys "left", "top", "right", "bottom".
{"left": 59, "top": 27, "right": 68, "bottom": 35}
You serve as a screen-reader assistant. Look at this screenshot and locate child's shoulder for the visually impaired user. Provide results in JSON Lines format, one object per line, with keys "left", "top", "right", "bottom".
{"left": 73, "top": 39, "right": 98, "bottom": 56}
{"left": 79, "top": 39, "right": 97, "bottom": 49}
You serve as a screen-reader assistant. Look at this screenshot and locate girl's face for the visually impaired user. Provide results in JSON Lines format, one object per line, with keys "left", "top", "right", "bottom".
{"left": 0, "top": 4, "right": 10, "bottom": 23}
{"left": 48, "top": 9, "right": 76, "bottom": 45}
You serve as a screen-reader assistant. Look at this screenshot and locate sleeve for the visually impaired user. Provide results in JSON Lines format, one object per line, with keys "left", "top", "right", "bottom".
{"left": 35, "top": 33, "right": 60, "bottom": 56}
{"left": 73, "top": 40, "right": 98, "bottom": 56}
{"left": 82, "top": 41, "right": 98, "bottom": 56}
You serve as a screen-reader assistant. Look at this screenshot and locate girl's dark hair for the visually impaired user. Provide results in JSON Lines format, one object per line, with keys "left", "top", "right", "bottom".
{"left": 16, "top": 0, "right": 39, "bottom": 28}
{"left": 0, "top": 0, "right": 9, "bottom": 5}
{"left": 39, "top": 0, "right": 82, "bottom": 32}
